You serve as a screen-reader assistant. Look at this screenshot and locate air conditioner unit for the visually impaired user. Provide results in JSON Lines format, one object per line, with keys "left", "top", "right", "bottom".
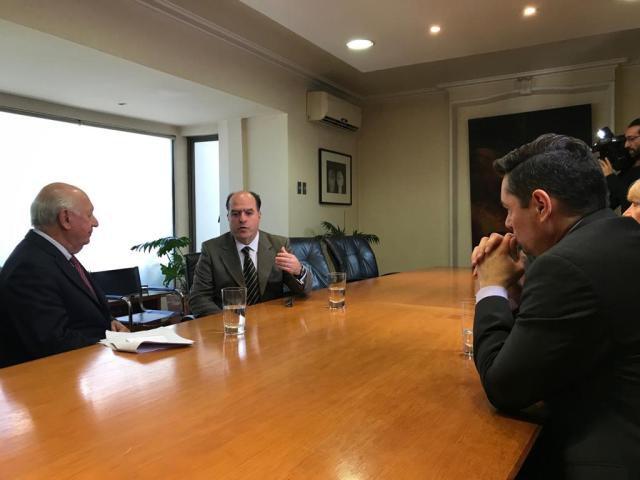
{"left": 306, "top": 91, "right": 361, "bottom": 132}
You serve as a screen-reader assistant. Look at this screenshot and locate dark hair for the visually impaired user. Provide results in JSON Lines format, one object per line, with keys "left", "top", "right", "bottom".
{"left": 225, "top": 191, "right": 262, "bottom": 211}
{"left": 628, "top": 118, "right": 640, "bottom": 129}
{"left": 494, "top": 133, "right": 607, "bottom": 215}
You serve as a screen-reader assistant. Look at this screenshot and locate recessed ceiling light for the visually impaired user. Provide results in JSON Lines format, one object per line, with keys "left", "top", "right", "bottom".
{"left": 429, "top": 25, "right": 441, "bottom": 35}
{"left": 523, "top": 6, "right": 537, "bottom": 16}
{"left": 346, "top": 39, "right": 374, "bottom": 50}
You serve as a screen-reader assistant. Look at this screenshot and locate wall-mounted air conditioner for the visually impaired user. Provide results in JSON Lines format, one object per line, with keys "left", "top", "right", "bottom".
{"left": 306, "top": 91, "right": 361, "bottom": 132}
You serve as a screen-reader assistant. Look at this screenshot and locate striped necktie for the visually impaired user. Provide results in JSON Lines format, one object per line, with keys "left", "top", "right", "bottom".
{"left": 242, "top": 246, "right": 260, "bottom": 305}
{"left": 70, "top": 255, "right": 97, "bottom": 298}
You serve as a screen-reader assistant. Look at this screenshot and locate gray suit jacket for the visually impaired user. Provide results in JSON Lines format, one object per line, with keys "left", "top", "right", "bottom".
{"left": 189, "top": 231, "right": 312, "bottom": 316}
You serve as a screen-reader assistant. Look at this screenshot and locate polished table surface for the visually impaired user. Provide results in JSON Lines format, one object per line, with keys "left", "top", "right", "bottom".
{"left": 0, "top": 269, "right": 539, "bottom": 479}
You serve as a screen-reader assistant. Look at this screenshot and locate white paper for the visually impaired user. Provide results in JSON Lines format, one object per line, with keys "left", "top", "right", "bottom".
{"left": 99, "top": 326, "right": 194, "bottom": 353}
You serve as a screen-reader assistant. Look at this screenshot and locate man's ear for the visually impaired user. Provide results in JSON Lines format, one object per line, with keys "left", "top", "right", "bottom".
{"left": 531, "top": 189, "right": 552, "bottom": 220}
{"left": 58, "top": 209, "right": 72, "bottom": 231}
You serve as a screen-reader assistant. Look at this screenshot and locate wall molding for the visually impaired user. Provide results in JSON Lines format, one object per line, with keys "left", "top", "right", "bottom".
{"left": 438, "top": 58, "right": 627, "bottom": 90}
{"left": 135, "top": 0, "right": 362, "bottom": 101}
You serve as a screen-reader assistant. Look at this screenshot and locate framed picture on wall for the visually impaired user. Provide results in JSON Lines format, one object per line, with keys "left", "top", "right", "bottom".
{"left": 319, "top": 148, "right": 352, "bottom": 205}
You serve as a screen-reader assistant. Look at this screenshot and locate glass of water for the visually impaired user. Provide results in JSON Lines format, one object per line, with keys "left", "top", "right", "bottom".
{"left": 461, "top": 299, "right": 475, "bottom": 357}
{"left": 222, "top": 287, "right": 246, "bottom": 335}
{"left": 328, "top": 272, "right": 347, "bottom": 309}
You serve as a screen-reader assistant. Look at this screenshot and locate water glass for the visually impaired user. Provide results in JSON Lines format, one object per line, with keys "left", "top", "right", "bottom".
{"left": 328, "top": 272, "right": 346, "bottom": 309}
{"left": 461, "top": 299, "right": 475, "bottom": 357}
{"left": 222, "top": 287, "right": 246, "bottom": 334}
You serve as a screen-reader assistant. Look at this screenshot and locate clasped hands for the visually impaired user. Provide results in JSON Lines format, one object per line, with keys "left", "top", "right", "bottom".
{"left": 471, "top": 232, "right": 526, "bottom": 290}
{"left": 275, "top": 246, "right": 303, "bottom": 276}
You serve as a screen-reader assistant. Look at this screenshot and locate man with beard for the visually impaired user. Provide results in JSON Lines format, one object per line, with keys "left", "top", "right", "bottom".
{"left": 600, "top": 118, "right": 640, "bottom": 211}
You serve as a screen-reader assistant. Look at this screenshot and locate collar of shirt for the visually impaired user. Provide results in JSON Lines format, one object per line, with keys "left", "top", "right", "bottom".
{"left": 235, "top": 232, "right": 260, "bottom": 269}
{"left": 33, "top": 228, "right": 72, "bottom": 260}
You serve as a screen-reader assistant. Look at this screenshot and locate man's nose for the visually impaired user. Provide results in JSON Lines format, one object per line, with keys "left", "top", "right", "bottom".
{"left": 623, "top": 207, "right": 632, "bottom": 217}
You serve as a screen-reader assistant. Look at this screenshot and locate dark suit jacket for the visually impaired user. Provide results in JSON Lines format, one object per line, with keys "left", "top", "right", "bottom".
{"left": 0, "top": 231, "right": 112, "bottom": 368}
{"left": 474, "top": 209, "right": 640, "bottom": 479}
{"left": 189, "top": 231, "right": 313, "bottom": 316}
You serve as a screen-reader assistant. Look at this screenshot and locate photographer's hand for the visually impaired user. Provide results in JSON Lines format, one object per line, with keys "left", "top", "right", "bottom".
{"left": 599, "top": 157, "right": 614, "bottom": 176}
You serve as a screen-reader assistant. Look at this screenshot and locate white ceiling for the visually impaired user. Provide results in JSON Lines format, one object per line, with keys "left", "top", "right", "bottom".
{"left": 239, "top": 0, "right": 640, "bottom": 72}
{"left": 0, "top": 0, "right": 638, "bottom": 124}
{"left": 0, "top": 19, "right": 275, "bottom": 128}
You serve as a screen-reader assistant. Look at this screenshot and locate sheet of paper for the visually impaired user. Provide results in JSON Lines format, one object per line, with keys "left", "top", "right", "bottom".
{"left": 99, "top": 326, "right": 194, "bottom": 353}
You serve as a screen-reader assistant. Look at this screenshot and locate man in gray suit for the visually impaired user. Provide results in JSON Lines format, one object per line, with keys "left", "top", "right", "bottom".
{"left": 189, "top": 191, "right": 312, "bottom": 316}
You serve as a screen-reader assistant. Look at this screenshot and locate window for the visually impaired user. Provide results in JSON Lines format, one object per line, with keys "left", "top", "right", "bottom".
{"left": 0, "top": 110, "right": 174, "bottom": 286}
{"left": 188, "top": 135, "right": 220, "bottom": 250}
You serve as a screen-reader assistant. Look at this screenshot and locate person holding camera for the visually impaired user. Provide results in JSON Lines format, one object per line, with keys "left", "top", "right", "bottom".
{"left": 600, "top": 118, "right": 640, "bottom": 211}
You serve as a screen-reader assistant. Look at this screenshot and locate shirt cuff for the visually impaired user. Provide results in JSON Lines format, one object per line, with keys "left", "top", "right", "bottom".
{"left": 295, "top": 265, "right": 307, "bottom": 284}
{"left": 475, "top": 285, "right": 508, "bottom": 303}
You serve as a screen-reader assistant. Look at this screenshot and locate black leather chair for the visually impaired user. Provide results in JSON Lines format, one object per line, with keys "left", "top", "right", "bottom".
{"left": 92, "top": 266, "right": 183, "bottom": 330}
{"left": 289, "top": 237, "right": 331, "bottom": 289}
{"left": 185, "top": 252, "right": 202, "bottom": 292}
{"left": 324, "top": 236, "right": 379, "bottom": 282}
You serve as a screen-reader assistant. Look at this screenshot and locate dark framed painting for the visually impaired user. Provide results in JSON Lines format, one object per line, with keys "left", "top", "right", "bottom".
{"left": 319, "top": 148, "right": 352, "bottom": 205}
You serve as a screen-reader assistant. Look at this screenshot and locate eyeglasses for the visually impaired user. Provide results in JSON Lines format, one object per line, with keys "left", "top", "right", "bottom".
{"left": 625, "top": 135, "right": 640, "bottom": 143}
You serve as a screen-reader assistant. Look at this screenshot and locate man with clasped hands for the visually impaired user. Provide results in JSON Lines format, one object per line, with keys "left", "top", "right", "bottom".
{"left": 471, "top": 134, "right": 640, "bottom": 478}
{"left": 189, "top": 191, "right": 312, "bottom": 316}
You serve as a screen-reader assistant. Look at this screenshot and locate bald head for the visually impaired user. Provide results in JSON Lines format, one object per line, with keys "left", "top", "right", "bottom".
{"left": 31, "top": 183, "right": 83, "bottom": 228}
{"left": 31, "top": 182, "right": 99, "bottom": 254}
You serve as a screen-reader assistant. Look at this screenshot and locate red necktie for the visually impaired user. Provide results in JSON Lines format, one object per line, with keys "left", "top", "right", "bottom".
{"left": 70, "top": 256, "right": 97, "bottom": 298}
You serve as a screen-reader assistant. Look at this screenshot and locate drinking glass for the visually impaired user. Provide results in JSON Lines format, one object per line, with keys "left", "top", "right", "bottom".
{"left": 461, "top": 299, "right": 475, "bottom": 357}
{"left": 328, "top": 272, "right": 346, "bottom": 309}
{"left": 222, "top": 287, "right": 246, "bottom": 334}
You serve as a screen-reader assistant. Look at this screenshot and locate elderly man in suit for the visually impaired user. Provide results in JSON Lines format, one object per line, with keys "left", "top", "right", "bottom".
{"left": 0, "top": 183, "right": 127, "bottom": 368}
{"left": 189, "top": 191, "right": 312, "bottom": 316}
{"left": 471, "top": 134, "right": 640, "bottom": 479}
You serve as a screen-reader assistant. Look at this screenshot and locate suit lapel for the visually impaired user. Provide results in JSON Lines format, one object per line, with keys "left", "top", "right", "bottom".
{"left": 257, "top": 232, "right": 275, "bottom": 296}
{"left": 27, "top": 231, "right": 106, "bottom": 310}
{"left": 220, "top": 233, "right": 245, "bottom": 287}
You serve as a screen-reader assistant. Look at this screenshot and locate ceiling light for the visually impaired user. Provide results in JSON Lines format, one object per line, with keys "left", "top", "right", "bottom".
{"left": 346, "top": 39, "right": 374, "bottom": 50}
{"left": 523, "top": 6, "right": 537, "bottom": 16}
{"left": 429, "top": 25, "right": 441, "bottom": 35}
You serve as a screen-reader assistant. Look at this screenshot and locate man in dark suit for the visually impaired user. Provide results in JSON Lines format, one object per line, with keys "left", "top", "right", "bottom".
{"left": 189, "top": 191, "right": 312, "bottom": 317}
{"left": 471, "top": 134, "right": 640, "bottom": 479}
{"left": 0, "top": 183, "right": 128, "bottom": 368}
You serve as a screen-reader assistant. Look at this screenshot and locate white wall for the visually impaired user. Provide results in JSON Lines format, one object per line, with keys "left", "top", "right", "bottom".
{"left": 243, "top": 113, "right": 289, "bottom": 235}
{"left": 358, "top": 92, "right": 450, "bottom": 274}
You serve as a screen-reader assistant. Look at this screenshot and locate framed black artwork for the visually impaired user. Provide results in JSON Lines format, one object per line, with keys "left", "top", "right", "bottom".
{"left": 319, "top": 148, "right": 352, "bottom": 205}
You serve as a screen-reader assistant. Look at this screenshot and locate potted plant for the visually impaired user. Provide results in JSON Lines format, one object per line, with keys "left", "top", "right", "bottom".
{"left": 131, "top": 236, "right": 190, "bottom": 292}
{"left": 317, "top": 221, "right": 380, "bottom": 245}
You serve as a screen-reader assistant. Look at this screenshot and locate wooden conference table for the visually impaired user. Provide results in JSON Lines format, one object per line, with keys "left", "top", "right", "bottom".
{"left": 0, "top": 269, "right": 539, "bottom": 479}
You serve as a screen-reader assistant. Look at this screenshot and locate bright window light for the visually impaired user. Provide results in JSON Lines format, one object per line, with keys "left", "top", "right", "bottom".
{"left": 0, "top": 110, "right": 174, "bottom": 286}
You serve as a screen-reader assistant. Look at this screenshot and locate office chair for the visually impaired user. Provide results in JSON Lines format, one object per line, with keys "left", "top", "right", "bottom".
{"left": 289, "top": 238, "right": 331, "bottom": 289}
{"left": 91, "top": 266, "right": 184, "bottom": 330}
{"left": 184, "top": 252, "right": 201, "bottom": 292}
{"left": 323, "top": 236, "right": 379, "bottom": 282}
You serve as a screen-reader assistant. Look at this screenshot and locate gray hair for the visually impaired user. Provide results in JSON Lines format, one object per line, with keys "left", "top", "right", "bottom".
{"left": 30, "top": 183, "right": 77, "bottom": 228}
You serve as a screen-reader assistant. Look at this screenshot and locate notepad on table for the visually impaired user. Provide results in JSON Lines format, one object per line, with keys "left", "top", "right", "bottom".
{"left": 100, "top": 326, "right": 194, "bottom": 353}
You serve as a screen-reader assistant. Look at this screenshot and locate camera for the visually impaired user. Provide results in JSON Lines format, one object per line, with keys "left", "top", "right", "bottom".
{"left": 592, "top": 127, "right": 632, "bottom": 171}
